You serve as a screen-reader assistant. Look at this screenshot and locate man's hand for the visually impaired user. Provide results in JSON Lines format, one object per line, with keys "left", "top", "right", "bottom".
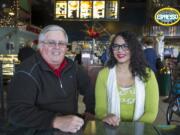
{"left": 52, "top": 115, "right": 84, "bottom": 133}
{"left": 102, "top": 114, "right": 120, "bottom": 126}
{"left": 83, "top": 112, "right": 95, "bottom": 121}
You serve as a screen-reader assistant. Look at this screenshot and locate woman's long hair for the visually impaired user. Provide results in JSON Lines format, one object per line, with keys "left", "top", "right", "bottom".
{"left": 107, "top": 31, "right": 149, "bottom": 81}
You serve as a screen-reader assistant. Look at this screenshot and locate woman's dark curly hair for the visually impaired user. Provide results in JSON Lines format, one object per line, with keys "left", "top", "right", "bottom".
{"left": 107, "top": 31, "right": 149, "bottom": 81}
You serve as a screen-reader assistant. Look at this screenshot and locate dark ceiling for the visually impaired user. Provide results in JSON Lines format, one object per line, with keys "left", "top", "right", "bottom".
{"left": 0, "top": 0, "right": 147, "bottom": 40}
{"left": 1, "top": 0, "right": 179, "bottom": 40}
{"left": 31, "top": 0, "right": 147, "bottom": 40}
{"left": 31, "top": 0, "right": 54, "bottom": 27}
{"left": 31, "top": 0, "right": 147, "bottom": 27}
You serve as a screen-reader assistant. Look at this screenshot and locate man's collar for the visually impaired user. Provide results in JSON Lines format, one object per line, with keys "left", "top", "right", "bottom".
{"left": 36, "top": 52, "right": 73, "bottom": 73}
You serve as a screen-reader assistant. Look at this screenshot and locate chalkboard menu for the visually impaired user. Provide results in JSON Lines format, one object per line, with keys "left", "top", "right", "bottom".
{"left": 55, "top": 0, "right": 119, "bottom": 21}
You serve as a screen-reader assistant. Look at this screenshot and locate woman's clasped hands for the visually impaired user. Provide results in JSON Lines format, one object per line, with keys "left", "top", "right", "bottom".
{"left": 102, "top": 114, "right": 120, "bottom": 126}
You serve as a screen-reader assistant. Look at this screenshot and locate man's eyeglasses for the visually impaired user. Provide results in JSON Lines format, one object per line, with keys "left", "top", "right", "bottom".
{"left": 42, "top": 40, "right": 68, "bottom": 48}
{"left": 112, "top": 43, "right": 129, "bottom": 51}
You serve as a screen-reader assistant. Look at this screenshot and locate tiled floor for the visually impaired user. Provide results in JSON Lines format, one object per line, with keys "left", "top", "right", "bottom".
{"left": 154, "top": 96, "right": 180, "bottom": 125}
{"left": 154, "top": 96, "right": 169, "bottom": 125}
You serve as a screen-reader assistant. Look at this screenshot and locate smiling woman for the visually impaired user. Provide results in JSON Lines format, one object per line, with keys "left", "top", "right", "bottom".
{"left": 95, "top": 31, "right": 159, "bottom": 125}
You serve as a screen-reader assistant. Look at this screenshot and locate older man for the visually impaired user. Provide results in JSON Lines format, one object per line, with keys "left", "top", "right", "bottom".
{"left": 7, "top": 25, "right": 94, "bottom": 133}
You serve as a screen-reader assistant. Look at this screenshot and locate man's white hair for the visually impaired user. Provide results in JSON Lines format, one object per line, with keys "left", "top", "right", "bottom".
{"left": 38, "top": 25, "right": 68, "bottom": 49}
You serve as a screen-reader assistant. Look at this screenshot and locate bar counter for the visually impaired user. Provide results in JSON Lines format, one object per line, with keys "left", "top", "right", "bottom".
{"left": 83, "top": 64, "right": 103, "bottom": 90}
{"left": 1, "top": 120, "right": 179, "bottom": 135}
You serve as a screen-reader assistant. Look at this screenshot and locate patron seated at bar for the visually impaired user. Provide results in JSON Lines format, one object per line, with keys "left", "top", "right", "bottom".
{"left": 7, "top": 25, "right": 94, "bottom": 133}
{"left": 95, "top": 31, "right": 159, "bottom": 126}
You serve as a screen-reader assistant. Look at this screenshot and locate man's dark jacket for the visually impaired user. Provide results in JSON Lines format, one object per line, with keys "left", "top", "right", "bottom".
{"left": 7, "top": 52, "right": 94, "bottom": 129}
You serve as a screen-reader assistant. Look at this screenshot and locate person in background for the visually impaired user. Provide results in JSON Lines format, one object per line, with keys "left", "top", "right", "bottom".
{"left": 18, "top": 41, "right": 36, "bottom": 62}
{"left": 74, "top": 46, "right": 82, "bottom": 65}
{"left": 7, "top": 25, "right": 94, "bottom": 133}
{"left": 177, "top": 51, "right": 180, "bottom": 64}
{"left": 142, "top": 37, "right": 158, "bottom": 73}
{"left": 100, "top": 47, "right": 109, "bottom": 65}
{"left": 95, "top": 31, "right": 159, "bottom": 126}
{"left": 100, "top": 34, "right": 115, "bottom": 65}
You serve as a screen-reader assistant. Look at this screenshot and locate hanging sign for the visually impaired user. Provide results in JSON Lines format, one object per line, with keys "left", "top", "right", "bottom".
{"left": 154, "top": 7, "right": 180, "bottom": 26}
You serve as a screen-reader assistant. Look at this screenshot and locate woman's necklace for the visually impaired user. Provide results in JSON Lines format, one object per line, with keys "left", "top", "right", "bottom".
{"left": 116, "top": 66, "right": 134, "bottom": 89}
